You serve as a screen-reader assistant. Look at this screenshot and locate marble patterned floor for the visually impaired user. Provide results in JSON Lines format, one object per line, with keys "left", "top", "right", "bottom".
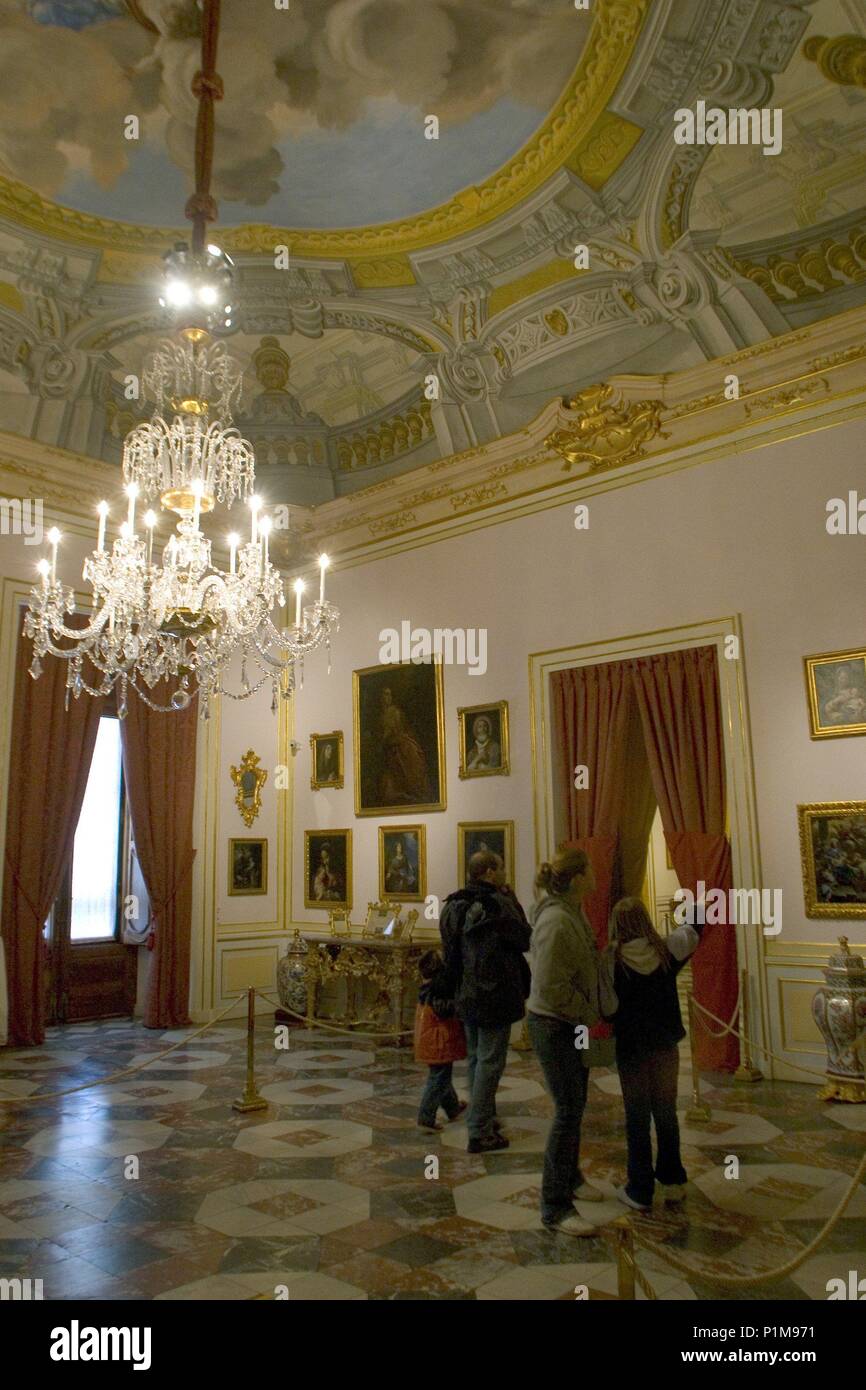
{"left": 0, "top": 1017, "right": 864, "bottom": 1301}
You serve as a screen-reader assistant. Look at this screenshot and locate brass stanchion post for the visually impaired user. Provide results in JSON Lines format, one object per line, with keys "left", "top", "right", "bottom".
{"left": 232, "top": 985, "right": 268, "bottom": 1114}
{"left": 684, "top": 992, "right": 711, "bottom": 1122}
{"left": 734, "top": 967, "right": 762, "bottom": 1082}
{"left": 614, "top": 1217, "right": 636, "bottom": 1300}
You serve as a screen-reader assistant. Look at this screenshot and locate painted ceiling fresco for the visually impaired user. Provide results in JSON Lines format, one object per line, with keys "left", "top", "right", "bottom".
{"left": 0, "top": 0, "right": 589, "bottom": 227}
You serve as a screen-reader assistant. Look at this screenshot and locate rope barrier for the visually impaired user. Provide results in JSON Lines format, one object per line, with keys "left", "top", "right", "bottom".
{"left": 254, "top": 989, "right": 413, "bottom": 1041}
{"left": 627, "top": 1145, "right": 866, "bottom": 1291}
{"left": 0, "top": 996, "right": 241, "bottom": 1107}
{"left": 690, "top": 995, "right": 828, "bottom": 1080}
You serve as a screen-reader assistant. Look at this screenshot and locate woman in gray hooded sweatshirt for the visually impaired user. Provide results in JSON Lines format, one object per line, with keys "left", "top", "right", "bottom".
{"left": 528, "top": 845, "right": 604, "bottom": 1235}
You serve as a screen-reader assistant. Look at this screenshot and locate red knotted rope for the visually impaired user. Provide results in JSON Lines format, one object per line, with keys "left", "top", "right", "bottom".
{"left": 185, "top": 0, "right": 224, "bottom": 253}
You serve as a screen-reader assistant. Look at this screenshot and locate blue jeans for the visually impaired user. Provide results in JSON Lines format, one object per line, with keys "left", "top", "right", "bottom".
{"left": 618, "top": 1045, "right": 687, "bottom": 1206}
{"left": 464, "top": 1021, "right": 511, "bottom": 1140}
{"left": 418, "top": 1063, "right": 460, "bottom": 1126}
{"left": 528, "top": 1012, "right": 590, "bottom": 1225}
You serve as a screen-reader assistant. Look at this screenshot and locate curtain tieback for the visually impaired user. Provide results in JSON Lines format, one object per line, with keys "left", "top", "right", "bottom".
{"left": 3, "top": 848, "right": 48, "bottom": 933}
{"left": 149, "top": 850, "right": 197, "bottom": 928}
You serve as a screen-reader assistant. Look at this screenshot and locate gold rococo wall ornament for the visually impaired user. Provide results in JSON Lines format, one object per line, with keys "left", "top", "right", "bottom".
{"left": 230, "top": 749, "right": 268, "bottom": 828}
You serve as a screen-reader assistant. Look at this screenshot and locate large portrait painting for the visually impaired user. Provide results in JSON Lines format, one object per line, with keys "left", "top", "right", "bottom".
{"left": 798, "top": 802, "right": 866, "bottom": 918}
{"left": 379, "top": 825, "right": 426, "bottom": 902}
{"left": 457, "top": 821, "right": 515, "bottom": 889}
{"left": 304, "top": 830, "right": 352, "bottom": 911}
{"left": 804, "top": 649, "right": 866, "bottom": 739}
{"left": 353, "top": 662, "right": 445, "bottom": 816}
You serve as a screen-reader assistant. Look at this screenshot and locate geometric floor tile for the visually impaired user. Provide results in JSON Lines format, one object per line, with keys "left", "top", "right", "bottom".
{"left": 273, "top": 1048, "right": 376, "bottom": 1072}
{"left": 0, "top": 1050, "right": 87, "bottom": 1072}
{"left": 126, "top": 1050, "right": 231, "bottom": 1072}
{"left": 259, "top": 1077, "right": 373, "bottom": 1106}
{"left": 24, "top": 1118, "right": 174, "bottom": 1159}
{"left": 692, "top": 1162, "right": 866, "bottom": 1222}
{"left": 452, "top": 1173, "right": 545, "bottom": 1231}
{"left": 825, "top": 1104, "right": 866, "bottom": 1133}
{"left": 155, "top": 1271, "right": 367, "bottom": 1300}
{"left": 678, "top": 1109, "right": 783, "bottom": 1147}
{"left": 441, "top": 1116, "right": 551, "bottom": 1152}
{"left": 195, "top": 1179, "right": 369, "bottom": 1238}
{"left": 233, "top": 1118, "right": 372, "bottom": 1158}
{"left": 88, "top": 1079, "right": 206, "bottom": 1107}
{"left": 0, "top": 1177, "right": 123, "bottom": 1239}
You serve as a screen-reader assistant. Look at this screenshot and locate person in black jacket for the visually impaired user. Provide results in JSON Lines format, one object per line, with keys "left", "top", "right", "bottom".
{"left": 439, "top": 851, "right": 531, "bottom": 1153}
{"left": 606, "top": 896, "right": 702, "bottom": 1211}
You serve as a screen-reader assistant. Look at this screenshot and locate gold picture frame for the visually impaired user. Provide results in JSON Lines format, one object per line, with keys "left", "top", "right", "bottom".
{"left": 363, "top": 901, "right": 403, "bottom": 938}
{"left": 328, "top": 907, "right": 352, "bottom": 937}
{"left": 379, "top": 824, "right": 426, "bottom": 902}
{"left": 457, "top": 701, "right": 510, "bottom": 778}
{"left": 310, "top": 731, "right": 344, "bottom": 789}
{"left": 804, "top": 648, "right": 866, "bottom": 740}
{"left": 352, "top": 660, "right": 446, "bottom": 817}
{"left": 228, "top": 838, "right": 268, "bottom": 896}
{"left": 230, "top": 749, "right": 268, "bottom": 827}
{"left": 457, "top": 820, "right": 515, "bottom": 889}
{"left": 798, "top": 801, "right": 866, "bottom": 918}
{"left": 304, "top": 830, "right": 352, "bottom": 912}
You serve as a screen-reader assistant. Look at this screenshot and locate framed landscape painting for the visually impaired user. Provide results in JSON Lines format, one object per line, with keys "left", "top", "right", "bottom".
{"left": 353, "top": 661, "right": 446, "bottom": 816}
{"left": 304, "top": 829, "right": 352, "bottom": 912}
{"left": 804, "top": 649, "right": 866, "bottom": 739}
{"left": 798, "top": 801, "right": 866, "bottom": 918}
{"left": 457, "top": 821, "right": 515, "bottom": 888}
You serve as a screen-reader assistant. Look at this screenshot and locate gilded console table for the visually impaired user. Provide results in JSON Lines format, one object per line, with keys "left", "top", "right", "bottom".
{"left": 299, "top": 935, "right": 425, "bottom": 1044}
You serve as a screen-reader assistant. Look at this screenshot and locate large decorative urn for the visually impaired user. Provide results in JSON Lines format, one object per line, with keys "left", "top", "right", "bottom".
{"left": 277, "top": 930, "right": 310, "bottom": 1021}
{"left": 812, "top": 937, "right": 866, "bottom": 1102}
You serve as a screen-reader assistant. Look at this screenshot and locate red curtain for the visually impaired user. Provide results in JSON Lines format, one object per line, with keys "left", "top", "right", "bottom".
{"left": 551, "top": 661, "right": 656, "bottom": 946}
{"left": 630, "top": 647, "right": 738, "bottom": 1071}
{"left": 1, "top": 615, "right": 104, "bottom": 1046}
{"left": 120, "top": 687, "right": 197, "bottom": 1029}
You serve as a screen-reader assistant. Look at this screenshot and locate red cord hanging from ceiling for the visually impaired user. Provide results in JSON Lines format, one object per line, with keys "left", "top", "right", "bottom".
{"left": 185, "top": 0, "right": 224, "bottom": 255}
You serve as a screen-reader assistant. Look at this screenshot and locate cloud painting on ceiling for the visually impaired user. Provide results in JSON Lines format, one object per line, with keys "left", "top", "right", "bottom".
{"left": 3, "top": 0, "right": 590, "bottom": 228}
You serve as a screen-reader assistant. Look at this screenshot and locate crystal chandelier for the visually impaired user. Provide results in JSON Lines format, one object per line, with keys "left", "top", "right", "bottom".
{"left": 24, "top": 1, "right": 338, "bottom": 718}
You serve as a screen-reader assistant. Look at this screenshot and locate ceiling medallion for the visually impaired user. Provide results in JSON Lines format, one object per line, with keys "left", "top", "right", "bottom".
{"left": 24, "top": 0, "right": 338, "bottom": 719}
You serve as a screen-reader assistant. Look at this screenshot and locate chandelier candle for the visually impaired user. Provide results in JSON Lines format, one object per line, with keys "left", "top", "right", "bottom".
{"left": 97, "top": 501, "right": 108, "bottom": 553}
{"left": 294, "top": 578, "right": 304, "bottom": 630}
{"left": 47, "top": 527, "right": 60, "bottom": 583}
{"left": 319, "top": 554, "right": 329, "bottom": 604}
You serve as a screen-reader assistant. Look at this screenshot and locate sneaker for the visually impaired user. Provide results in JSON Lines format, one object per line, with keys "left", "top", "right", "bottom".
{"left": 616, "top": 1185, "right": 652, "bottom": 1212}
{"left": 660, "top": 1183, "right": 686, "bottom": 1204}
{"left": 467, "top": 1134, "right": 510, "bottom": 1153}
{"left": 417, "top": 1121, "right": 443, "bottom": 1134}
{"left": 545, "top": 1213, "right": 595, "bottom": 1237}
{"left": 574, "top": 1180, "right": 605, "bottom": 1203}
{"left": 447, "top": 1101, "right": 468, "bottom": 1122}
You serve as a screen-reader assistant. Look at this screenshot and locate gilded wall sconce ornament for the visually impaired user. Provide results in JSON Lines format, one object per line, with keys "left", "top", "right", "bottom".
{"left": 230, "top": 748, "right": 268, "bottom": 827}
{"left": 544, "top": 384, "right": 668, "bottom": 473}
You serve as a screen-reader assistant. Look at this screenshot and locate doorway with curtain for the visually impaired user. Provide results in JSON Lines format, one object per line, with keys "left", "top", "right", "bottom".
{"left": 531, "top": 621, "right": 765, "bottom": 1073}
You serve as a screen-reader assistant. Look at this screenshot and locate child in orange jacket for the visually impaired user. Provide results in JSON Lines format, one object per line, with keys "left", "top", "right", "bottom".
{"left": 415, "top": 949, "right": 468, "bottom": 1133}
